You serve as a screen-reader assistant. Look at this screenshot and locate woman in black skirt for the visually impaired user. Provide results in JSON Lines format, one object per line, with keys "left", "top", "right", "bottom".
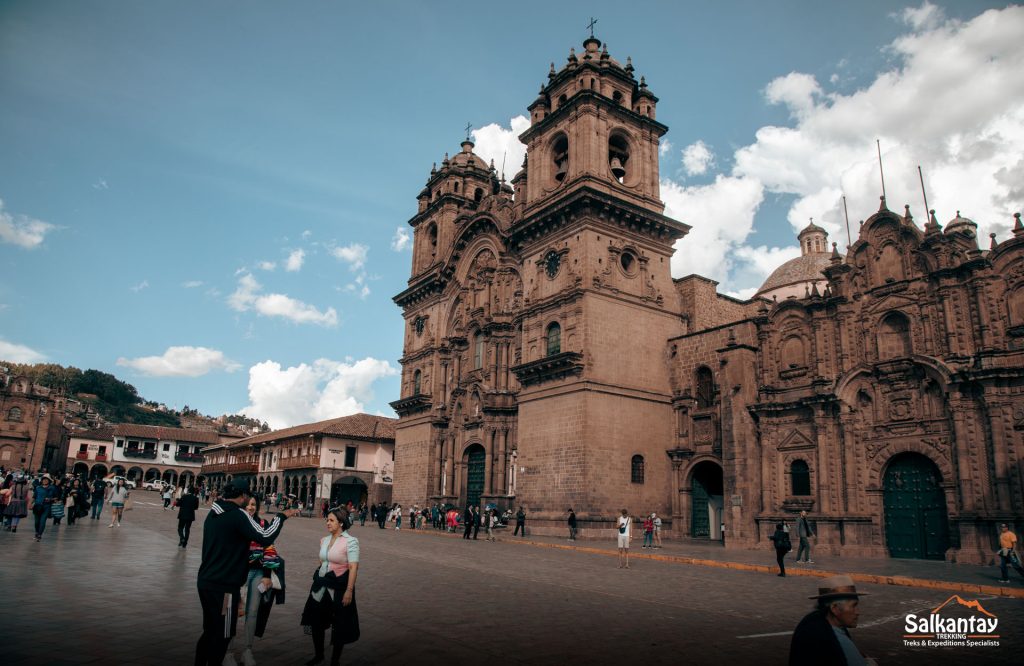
{"left": 301, "top": 507, "right": 360, "bottom": 665}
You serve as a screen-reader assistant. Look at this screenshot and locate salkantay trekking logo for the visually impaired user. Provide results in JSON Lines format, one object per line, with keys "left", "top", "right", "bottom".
{"left": 903, "top": 595, "right": 1000, "bottom": 648}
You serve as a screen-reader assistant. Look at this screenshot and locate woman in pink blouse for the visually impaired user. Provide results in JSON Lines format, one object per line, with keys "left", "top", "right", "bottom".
{"left": 301, "top": 507, "right": 360, "bottom": 665}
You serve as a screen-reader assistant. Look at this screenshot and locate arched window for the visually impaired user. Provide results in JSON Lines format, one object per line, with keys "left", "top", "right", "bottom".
{"left": 6, "top": 407, "right": 22, "bottom": 421}
{"left": 428, "top": 223, "right": 438, "bottom": 259}
{"left": 695, "top": 366, "right": 714, "bottom": 408}
{"left": 878, "top": 312, "right": 912, "bottom": 360}
{"left": 413, "top": 369, "right": 421, "bottom": 395}
{"left": 791, "top": 460, "right": 811, "bottom": 496}
{"left": 474, "top": 332, "right": 484, "bottom": 369}
{"left": 631, "top": 455, "right": 645, "bottom": 484}
{"left": 546, "top": 322, "right": 561, "bottom": 356}
{"left": 474, "top": 188, "right": 483, "bottom": 203}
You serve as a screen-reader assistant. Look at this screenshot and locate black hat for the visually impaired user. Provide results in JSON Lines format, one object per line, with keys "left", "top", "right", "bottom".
{"left": 222, "top": 479, "right": 251, "bottom": 499}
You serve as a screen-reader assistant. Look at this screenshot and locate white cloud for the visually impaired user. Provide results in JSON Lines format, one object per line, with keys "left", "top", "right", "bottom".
{"left": 130, "top": 280, "right": 149, "bottom": 292}
{"left": 471, "top": 115, "right": 530, "bottom": 181}
{"left": 239, "top": 357, "right": 397, "bottom": 429}
{"left": 257, "top": 260, "right": 277, "bottom": 271}
{"left": 116, "top": 346, "right": 241, "bottom": 377}
{"left": 667, "top": 5, "right": 1024, "bottom": 298}
{"left": 285, "top": 248, "right": 305, "bottom": 272}
{"left": 736, "top": 5, "right": 1024, "bottom": 242}
{"left": 764, "top": 72, "right": 823, "bottom": 120}
{"left": 228, "top": 273, "right": 338, "bottom": 327}
{"left": 659, "top": 139, "right": 673, "bottom": 156}
{"left": 663, "top": 175, "right": 765, "bottom": 283}
{"left": 0, "top": 338, "right": 46, "bottom": 363}
{"left": 301, "top": 230, "right": 312, "bottom": 239}
{"left": 898, "top": 1, "right": 945, "bottom": 31}
{"left": 391, "top": 226, "right": 411, "bottom": 252}
{"left": 331, "top": 243, "right": 368, "bottom": 271}
{"left": 182, "top": 280, "right": 203, "bottom": 288}
{"left": 92, "top": 179, "right": 108, "bottom": 190}
{"left": 681, "top": 140, "right": 714, "bottom": 177}
{"left": 0, "top": 199, "right": 56, "bottom": 249}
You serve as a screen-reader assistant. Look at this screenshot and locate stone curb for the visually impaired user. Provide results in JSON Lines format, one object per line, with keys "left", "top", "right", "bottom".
{"left": 401, "top": 527, "right": 1024, "bottom": 599}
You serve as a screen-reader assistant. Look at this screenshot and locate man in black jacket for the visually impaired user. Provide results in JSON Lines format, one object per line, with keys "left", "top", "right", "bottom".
{"left": 194, "top": 479, "right": 296, "bottom": 666}
{"left": 789, "top": 575, "right": 873, "bottom": 666}
{"left": 177, "top": 486, "right": 200, "bottom": 548}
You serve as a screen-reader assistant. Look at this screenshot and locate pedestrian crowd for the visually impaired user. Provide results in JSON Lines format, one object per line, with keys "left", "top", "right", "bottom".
{"left": 4, "top": 461, "right": 1022, "bottom": 666}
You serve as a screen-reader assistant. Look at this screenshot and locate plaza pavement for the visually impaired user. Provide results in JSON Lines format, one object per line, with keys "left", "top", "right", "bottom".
{"left": 2, "top": 497, "right": 1022, "bottom": 665}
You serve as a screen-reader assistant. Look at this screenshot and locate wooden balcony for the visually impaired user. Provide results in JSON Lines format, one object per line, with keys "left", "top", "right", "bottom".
{"left": 75, "top": 451, "right": 89, "bottom": 460}
{"left": 202, "top": 460, "right": 258, "bottom": 475}
{"left": 278, "top": 453, "right": 320, "bottom": 470}
{"left": 124, "top": 448, "right": 157, "bottom": 459}
{"left": 175, "top": 452, "right": 205, "bottom": 463}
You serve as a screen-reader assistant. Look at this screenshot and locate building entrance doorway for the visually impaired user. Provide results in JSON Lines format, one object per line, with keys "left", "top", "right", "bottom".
{"left": 464, "top": 444, "right": 485, "bottom": 508}
{"left": 331, "top": 477, "right": 367, "bottom": 507}
{"left": 691, "top": 461, "right": 724, "bottom": 540}
{"left": 883, "top": 453, "right": 949, "bottom": 560}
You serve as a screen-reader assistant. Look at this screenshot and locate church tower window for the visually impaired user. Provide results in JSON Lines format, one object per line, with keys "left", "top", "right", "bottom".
{"left": 608, "top": 133, "right": 630, "bottom": 183}
{"left": 546, "top": 322, "right": 561, "bottom": 356}
{"left": 7, "top": 407, "right": 22, "bottom": 421}
{"left": 413, "top": 369, "right": 421, "bottom": 395}
{"left": 551, "top": 134, "right": 569, "bottom": 184}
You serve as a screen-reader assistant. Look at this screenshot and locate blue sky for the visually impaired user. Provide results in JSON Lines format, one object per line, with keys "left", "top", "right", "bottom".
{"left": 1, "top": 1, "right": 1020, "bottom": 427}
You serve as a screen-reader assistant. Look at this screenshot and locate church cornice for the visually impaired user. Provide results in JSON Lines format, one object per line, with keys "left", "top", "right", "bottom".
{"left": 510, "top": 186, "right": 688, "bottom": 252}
{"left": 511, "top": 351, "right": 585, "bottom": 387}
{"left": 390, "top": 394, "right": 432, "bottom": 417}
{"left": 519, "top": 89, "right": 667, "bottom": 144}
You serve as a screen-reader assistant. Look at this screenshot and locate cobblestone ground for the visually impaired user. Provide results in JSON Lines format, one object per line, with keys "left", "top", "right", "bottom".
{"left": 2, "top": 498, "right": 1022, "bottom": 665}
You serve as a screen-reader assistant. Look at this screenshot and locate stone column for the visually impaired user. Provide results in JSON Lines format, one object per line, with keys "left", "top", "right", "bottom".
{"left": 495, "top": 428, "right": 507, "bottom": 495}
{"left": 445, "top": 435, "right": 455, "bottom": 496}
{"left": 484, "top": 428, "right": 494, "bottom": 495}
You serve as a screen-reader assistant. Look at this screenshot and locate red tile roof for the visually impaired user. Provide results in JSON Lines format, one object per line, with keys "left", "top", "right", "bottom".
{"left": 67, "top": 426, "right": 115, "bottom": 442}
{"left": 229, "top": 413, "right": 396, "bottom": 449}
{"left": 112, "top": 424, "right": 221, "bottom": 445}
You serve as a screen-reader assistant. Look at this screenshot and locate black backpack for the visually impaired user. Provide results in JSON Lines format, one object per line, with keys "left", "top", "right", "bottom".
{"left": 778, "top": 532, "right": 792, "bottom": 552}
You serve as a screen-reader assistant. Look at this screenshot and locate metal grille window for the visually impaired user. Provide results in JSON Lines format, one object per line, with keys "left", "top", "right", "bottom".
{"left": 631, "top": 455, "right": 645, "bottom": 484}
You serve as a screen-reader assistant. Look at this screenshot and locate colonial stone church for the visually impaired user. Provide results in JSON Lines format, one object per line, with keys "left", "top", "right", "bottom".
{"left": 391, "top": 35, "right": 1024, "bottom": 563}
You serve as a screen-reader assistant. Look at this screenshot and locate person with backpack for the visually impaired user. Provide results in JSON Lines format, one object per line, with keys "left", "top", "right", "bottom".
{"left": 90, "top": 477, "right": 106, "bottom": 520}
{"left": 769, "top": 521, "right": 792, "bottom": 576}
{"left": 796, "top": 510, "right": 816, "bottom": 564}
{"left": 617, "top": 509, "right": 632, "bottom": 569}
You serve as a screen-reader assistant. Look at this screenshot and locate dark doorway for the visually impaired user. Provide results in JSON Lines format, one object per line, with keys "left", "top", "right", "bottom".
{"left": 691, "top": 461, "right": 724, "bottom": 539}
{"left": 331, "top": 477, "right": 367, "bottom": 507}
{"left": 464, "top": 444, "right": 486, "bottom": 508}
{"left": 884, "top": 453, "right": 949, "bottom": 559}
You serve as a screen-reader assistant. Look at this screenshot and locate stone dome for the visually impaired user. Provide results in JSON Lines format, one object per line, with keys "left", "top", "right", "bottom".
{"left": 944, "top": 211, "right": 977, "bottom": 237}
{"left": 755, "top": 253, "right": 833, "bottom": 299}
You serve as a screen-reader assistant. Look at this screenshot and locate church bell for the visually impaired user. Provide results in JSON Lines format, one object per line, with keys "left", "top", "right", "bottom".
{"left": 554, "top": 158, "right": 567, "bottom": 182}
{"left": 610, "top": 157, "right": 626, "bottom": 180}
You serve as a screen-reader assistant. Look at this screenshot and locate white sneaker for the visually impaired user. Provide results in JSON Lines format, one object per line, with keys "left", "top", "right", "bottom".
{"left": 108, "top": 523, "right": 114, "bottom": 528}
{"left": 241, "top": 648, "right": 256, "bottom": 666}
{"left": 222, "top": 653, "right": 238, "bottom": 666}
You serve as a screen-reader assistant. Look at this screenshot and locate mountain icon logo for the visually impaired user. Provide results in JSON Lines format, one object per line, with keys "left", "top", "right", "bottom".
{"left": 931, "top": 595, "right": 996, "bottom": 618}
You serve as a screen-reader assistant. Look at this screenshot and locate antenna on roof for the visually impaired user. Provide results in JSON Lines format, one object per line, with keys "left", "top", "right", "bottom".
{"left": 876, "top": 139, "right": 887, "bottom": 201}
{"left": 917, "top": 165, "right": 930, "bottom": 220}
{"left": 842, "top": 195, "right": 852, "bottom": 248}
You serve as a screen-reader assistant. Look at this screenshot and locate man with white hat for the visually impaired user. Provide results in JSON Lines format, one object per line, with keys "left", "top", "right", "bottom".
{"left": 789, "top": 575, "right": 874, "bottom": 666}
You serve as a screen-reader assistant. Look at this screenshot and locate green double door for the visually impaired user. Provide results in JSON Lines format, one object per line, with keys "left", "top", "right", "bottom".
{"left": 466, "top": 447, "right": 485, "bottom": 508}
{"left": 883, "top": 453, "right": 949, "bottom": 560}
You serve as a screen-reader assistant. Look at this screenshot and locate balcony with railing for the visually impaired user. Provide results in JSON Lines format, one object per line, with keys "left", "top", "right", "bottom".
{"left": 278, "top": 453, "right": 320, "bottom": 470}
{"left": 95, "top": 454, "right": 108, "bottom": 462}
{"left": 75, "top": 451, "right": 89, "bottom": 460}
{"left": 202, "top": 460, "right": 258, "bottom": 475}
{"left": 175, "top": 451, "right": 205, "bottom": 464}
{"left": 124, "top": 448, "right": 157, "bottom": 459}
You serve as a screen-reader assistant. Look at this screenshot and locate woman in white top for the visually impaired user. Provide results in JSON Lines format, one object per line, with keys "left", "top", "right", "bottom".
{"left": 617, "top": 509, "right": 632, "bottom": 569}
{"left": 300, "top": 507, "right": 360, "bottom": 665}
{"left": 107, "top": 478, "right": 130, "bottom": 527}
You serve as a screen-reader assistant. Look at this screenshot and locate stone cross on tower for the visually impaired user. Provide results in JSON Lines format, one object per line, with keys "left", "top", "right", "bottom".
{"left": 587, "top": 17, "right": 598, "bottom": 38}
{"left": 465, "top": 122, "right": 472, "bottom": 141}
